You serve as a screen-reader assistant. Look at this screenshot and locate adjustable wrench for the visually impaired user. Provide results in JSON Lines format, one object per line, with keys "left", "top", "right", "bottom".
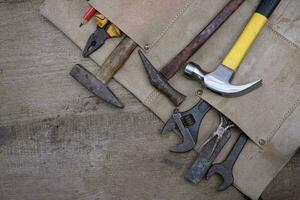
{"left": 161, "top": 100, "right": 211, "bottom": 153}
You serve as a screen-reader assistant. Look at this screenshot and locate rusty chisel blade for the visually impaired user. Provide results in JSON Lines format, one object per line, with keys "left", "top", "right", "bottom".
{"left": 70, "top": 64, "right": 124, "bottom": 108}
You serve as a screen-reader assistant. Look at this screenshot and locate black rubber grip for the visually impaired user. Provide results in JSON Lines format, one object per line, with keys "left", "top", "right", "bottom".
{"left": 256, "top": 0, "right": 281, "bottom": 18}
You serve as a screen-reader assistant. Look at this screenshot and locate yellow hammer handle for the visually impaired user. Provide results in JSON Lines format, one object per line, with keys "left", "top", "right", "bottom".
{"left": 222, "top": 13, "right": 267, "bottom": 71}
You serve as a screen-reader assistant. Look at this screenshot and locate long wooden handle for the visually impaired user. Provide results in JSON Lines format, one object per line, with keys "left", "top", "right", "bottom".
{"left": 160, "top": 0, "right": 245, "bottom": 80}
{"left": 97, "top": 36, "right": 137, "bottom": 83}
{"left": 222, "top": 0, "right": 280, "bottom": 71}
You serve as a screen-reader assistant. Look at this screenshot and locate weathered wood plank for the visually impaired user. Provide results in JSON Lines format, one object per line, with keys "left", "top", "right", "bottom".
{"left": 0, "top": 111, "right": 245, "bottom": 200}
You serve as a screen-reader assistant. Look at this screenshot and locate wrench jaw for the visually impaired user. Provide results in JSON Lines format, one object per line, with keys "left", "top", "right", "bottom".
{"left": 161, "top": 117, "right": 176, "bottom": 135}
{"left": 206, "top": 164, "right": 234, "bottom": 191}
{"left": 169, "top": 131, "right": 196, "bottom": 153}
{"left": 206, "top": 133, "right": 248, "bottom": 191}
{"left": 161, "top": 110, "right": 197, "bottom": 153}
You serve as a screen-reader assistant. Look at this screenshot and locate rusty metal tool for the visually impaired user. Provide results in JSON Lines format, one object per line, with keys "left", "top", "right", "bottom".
{"left": 138, "top": 0, "right": 245, "bottom": 106}
{"left": 185, "top": 115, "right": 234, "bottom": 183}
{"left": 82, "top": 13, "right": 122, "bottom": 57}
{"left": 70, "top": 36, "right": 137, "bottom": 108}
{"left": 138, "top": 50, "right": 185, "bottom": 105}
{"left": 184, "top": 0, "right": 281, "bottom": 97}
{"left": 161, "top": 99, "right": 211, "bottom": 153}
{"left": 206, "top": 133, "right": 248, "bottom": 191}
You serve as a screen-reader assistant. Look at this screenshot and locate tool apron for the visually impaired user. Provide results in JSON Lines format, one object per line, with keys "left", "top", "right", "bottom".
{"left": 40, "top": 0, "right": 300, "bottom": 199}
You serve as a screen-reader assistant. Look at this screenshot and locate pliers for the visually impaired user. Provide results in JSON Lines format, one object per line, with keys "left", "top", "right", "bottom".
{"left": 200, "top": 114, "right": 234, "bottom": 159}
{"left": 82, "top": 13, "right": 122, "bottom": 57}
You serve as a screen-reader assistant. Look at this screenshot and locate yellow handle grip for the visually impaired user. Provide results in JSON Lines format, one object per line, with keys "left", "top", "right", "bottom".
{"left": 222, "top": 13, "right": 267, "bottom": 71}
{"left": 95, "top": 13, "right": 121, "bottom": 38}
{"left": 95, "top": 13, "right": 109, "bottom": 28}
{"left": 106, "top": 24, "right": 122, "bottom": 38}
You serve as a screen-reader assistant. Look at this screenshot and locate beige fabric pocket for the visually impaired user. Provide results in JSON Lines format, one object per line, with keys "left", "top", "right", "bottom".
{"left": 89, "top": 0, "right": 226, "bottom": 51}
{"left": 90, "top": 0, "right": 300, "bottom": 147}
{"left": 40, "top": 0, "right": 300, "bottom": 199}
{"left": 89, "top": 0, "right": 300, "bottom": 198}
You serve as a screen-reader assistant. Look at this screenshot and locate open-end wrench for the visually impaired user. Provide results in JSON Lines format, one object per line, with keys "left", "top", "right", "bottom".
{"left": 206, "top": 133, "right": 248, "bottom": 191}
{"left": 161, "top": 100, "right": 211, "bottom": 153}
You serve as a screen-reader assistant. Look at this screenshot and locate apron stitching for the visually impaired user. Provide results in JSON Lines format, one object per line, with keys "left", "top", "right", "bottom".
{"left": 148, "top": 0, "right": 196, "bottom": 49}
{"left": 267, "top": 25, "right": 300, "bottom": 49}
{"left": 268, "top": 97, "right": 300, "bottom": 142}
{"left": 144, "top": 90, "right": 161, "bottom": 106}
{"left": 264, "top": 25, "right": 300, "bottom": 142}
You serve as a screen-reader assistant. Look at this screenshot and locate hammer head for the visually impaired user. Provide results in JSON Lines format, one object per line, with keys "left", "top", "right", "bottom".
{"left": 70, "top": 64, "right": 124, "bottom": 108}
{"left": 184, "top": 62, "right": 262, "bottom": 97}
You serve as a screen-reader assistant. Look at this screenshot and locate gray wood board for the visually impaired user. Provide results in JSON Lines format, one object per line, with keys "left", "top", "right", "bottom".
{"left": 0, "top": 0, "right": 299, "bottom": 199}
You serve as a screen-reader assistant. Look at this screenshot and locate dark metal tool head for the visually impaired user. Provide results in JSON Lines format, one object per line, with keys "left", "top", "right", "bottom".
{"left": 161, "top": 100, "right": 211, "bottom": 153}
{"left": 206, "top": 133, "right": 248, "bottom": 191}
{"left": 162, "top": 111, "right": 196, "bottom": 153}
{"left": 206, "top": 163, "right": 233, "bottom": 191}
{"left": 82, "top": 27, "right": 109, "bottom": 57}
{"left": 70, "top": 64, "right": 124, "bottom": 108}
{"left": 138, "top": 50, "right": 186, "bottom": 106}
{"left": 184, "top": 62, "right": 262, "bottom": 97}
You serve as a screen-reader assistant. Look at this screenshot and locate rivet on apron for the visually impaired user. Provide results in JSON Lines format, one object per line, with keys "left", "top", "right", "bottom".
{"left": 196, "top": 89, "right": 203, "bottom": 96}
{"left": 144, "top": 43, "right": 150, "bottom": 51}
{"left": 259, "top": 139, "right": 266, "bottom": 146}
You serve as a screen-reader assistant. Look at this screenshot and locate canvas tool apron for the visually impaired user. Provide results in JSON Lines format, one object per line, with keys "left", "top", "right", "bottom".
{"left": 40, "top": 0, "right": 300, "bottom": 199}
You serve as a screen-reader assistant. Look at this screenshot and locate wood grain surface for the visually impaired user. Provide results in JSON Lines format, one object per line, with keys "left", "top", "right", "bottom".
{"left": 0, "top": 1, "right": 299, "bottom": 200}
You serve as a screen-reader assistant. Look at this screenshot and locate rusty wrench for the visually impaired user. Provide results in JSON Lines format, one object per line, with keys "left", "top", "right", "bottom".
{"left": 206, "top": 133, "right": 248, "bottom": 191}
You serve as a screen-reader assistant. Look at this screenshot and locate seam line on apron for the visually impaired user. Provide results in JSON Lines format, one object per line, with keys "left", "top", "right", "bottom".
{"left": 144, "top": 90, "right": 161, "bottom": 107}
{"left": 265, "top": 25, "right": 300, "bottom": 142}
{"left": 269, "top": 97, "right": 300, "bottom": 142}
{"left": 267, "top": 25, "right": 300, "bottom": 49}
{"left": 148, "top": 0, "right": 196, "bottom": 49}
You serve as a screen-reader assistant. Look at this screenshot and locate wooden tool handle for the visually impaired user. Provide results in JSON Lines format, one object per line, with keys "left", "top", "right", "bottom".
{"left": 97, "top": 36, "right": 137, "bottom": 83}
{"left": 150, "top": 76, "right": 186, "bottom": 106}
{"left": 162, "top": 84, "right": 186, "bottom": 106}
{"left": 160, "top": 0, "right": 245, "bottom": 80}
{"left": 222, "top": 0, "right": 280, "bottom": 71}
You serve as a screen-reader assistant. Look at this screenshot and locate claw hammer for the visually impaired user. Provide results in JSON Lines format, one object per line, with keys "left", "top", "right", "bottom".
{"left": 185, "top": 0, "right": 281, "bottom": 96}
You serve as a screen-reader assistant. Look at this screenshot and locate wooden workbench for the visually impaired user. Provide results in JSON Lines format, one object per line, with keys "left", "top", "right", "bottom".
{"left": 0, "top": 1, "right": 299, "bottom": 199}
